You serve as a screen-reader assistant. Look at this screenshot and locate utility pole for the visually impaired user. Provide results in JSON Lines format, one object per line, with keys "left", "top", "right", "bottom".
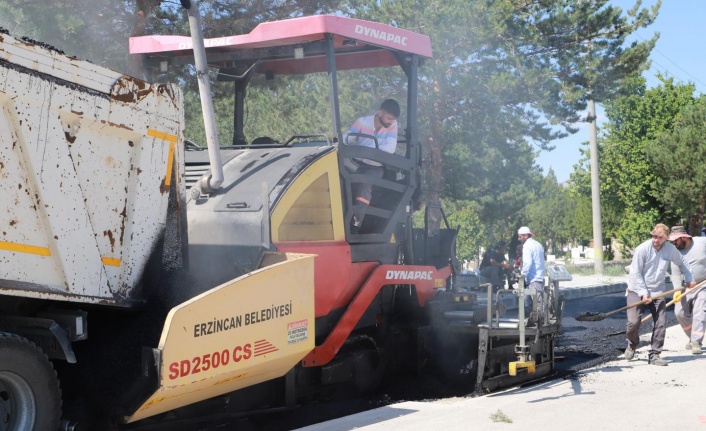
{"left": 588, "top": 96, "right": 604, "bottom": 275}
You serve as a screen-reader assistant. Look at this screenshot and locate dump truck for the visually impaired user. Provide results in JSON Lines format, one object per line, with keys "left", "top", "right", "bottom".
{"left": 0, "top": 4, "right": 566, "bottom": 430}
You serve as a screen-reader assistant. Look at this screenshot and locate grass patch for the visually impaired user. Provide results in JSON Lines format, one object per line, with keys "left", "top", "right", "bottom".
{"left": 564, "top": 264, "right": 626, "bottom": 277}
{"left": 490, "top": 409, "right": 513, "bottom": 423}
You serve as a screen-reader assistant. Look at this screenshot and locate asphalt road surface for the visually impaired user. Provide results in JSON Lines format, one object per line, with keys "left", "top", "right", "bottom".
{"left": 264, "top": 292, "right": 671, "bottom": 431}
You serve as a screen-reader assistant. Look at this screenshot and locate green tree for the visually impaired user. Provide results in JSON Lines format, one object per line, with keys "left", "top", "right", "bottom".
{"left": 572, "top": 75, "right": 697, "bottom": 251}
{"left": 0, "top": 2, "right": 39, "bottom": 36}
{"left": 0, "top": 0, "right": 154, "bottom": 73}
{"left": 3, "top": 0, "right": 666, "bottom": 250}
{"left": 446, "top": 202, "right": 484, "bottom": 262}
{"left": 525, "top": 169, "right": 570, "bottom": 255}
{"left": 646, "top": 97, "right": 706, "bottom": 233}
{"left": 152, "top": 1, "right": 355, "bottom": 146}
{"left": 548, "top": 0, "right": 659, "bottom": 115}
{"left": 342, "top": 1, "right": 566, "bottom": 225}
{"left": 565, "top": 191, "right": 593, "bottom": 244}
{"left": 545, "top": 0, "right": 658, "bottom": 271}
{"left": 340, "top": 0, "right": 658, "bottom": 235}
{"left": 0, "top": 0, "right": 342, "bottom": 73}
{"left": 413, "top": 199, "right": 483, "bottom": 262}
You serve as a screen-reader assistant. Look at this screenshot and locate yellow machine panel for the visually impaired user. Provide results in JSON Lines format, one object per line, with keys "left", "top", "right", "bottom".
{"left": 270, "top": 151, "right": 345, "bottom": 242}
{"left": 126, "top": 253, "right": 315, "bottom": 423}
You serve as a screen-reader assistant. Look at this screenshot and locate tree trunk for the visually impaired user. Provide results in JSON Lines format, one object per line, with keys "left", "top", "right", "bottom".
{"left": 128, "top": 0, "right": 160, "bottom": 79}
{"left": 689, "top": 200, "right": 705, "bottom": 236}
{"left": 588, "top": 97, "right": 604, "bottom": 275}
{"left": 425, "top": 77, "right": 444, "bottom": 235}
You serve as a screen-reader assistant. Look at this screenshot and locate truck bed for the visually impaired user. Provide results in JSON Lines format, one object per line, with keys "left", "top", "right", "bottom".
{"left": 0, "top": 31, "right": 184, "bottom": 305}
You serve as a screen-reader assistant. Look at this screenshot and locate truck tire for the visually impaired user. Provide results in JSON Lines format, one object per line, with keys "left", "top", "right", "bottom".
{"left": 0, "top": 333, "right": 61, "bottom": 431}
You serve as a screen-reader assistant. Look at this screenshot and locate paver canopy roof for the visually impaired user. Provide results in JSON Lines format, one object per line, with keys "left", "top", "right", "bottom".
{"left": 130, "top": 15, "right": 432, "bottom": 75}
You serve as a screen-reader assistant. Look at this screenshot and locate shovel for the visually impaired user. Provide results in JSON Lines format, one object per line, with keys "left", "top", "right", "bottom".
{"left": 640, "top": 280, "right": 706, "bottom": 323}
{"left": 576, "top": 284, "right": 700, "bottom": 322}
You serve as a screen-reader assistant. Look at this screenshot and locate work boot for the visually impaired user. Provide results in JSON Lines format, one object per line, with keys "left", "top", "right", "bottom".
{"left": 624, "top": 346, "right": 635, "bottom": 360}
{"left": 648, "top": 355, "right": 668, "bottom": 366}
{"left": 689, "top": 342, "right": 702, "bottom": 355}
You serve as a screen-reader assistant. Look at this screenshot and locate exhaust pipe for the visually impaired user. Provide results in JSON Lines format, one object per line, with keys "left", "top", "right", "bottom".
{"left": 181, "top": 0, "right": 224, "bottom": 197}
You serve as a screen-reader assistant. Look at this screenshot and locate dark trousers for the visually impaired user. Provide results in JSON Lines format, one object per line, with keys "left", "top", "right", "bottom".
{"left": 352, "top": 165, "right": 383, "bottom": 227}
{"left": 480, "top": 266, "right": 502, "bottom": 289}
{"left": 626, "top": 290, "right": 666, "bottom": 357}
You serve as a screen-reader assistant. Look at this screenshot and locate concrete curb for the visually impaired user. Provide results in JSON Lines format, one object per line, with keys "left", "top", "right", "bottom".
{"left": 558, "top": 281, "right": 627, "bottom": 301}
{"left": 480, "top": 280, "right": 628, "bottom": 310}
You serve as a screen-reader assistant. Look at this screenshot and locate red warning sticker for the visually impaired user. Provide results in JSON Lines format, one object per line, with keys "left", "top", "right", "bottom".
{"left": 287, "top": 319, "right": 308, "bottom": 344}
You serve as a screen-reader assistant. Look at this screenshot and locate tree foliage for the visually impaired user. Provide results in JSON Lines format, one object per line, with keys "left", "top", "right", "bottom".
{"left": 646, "top": 96, "right": 706, "bottom": 233}
{"left": 566, "top": 191, "right": 594, "bottom": 244}
{"left": 413, "top": 199, "right": 483, "bottom": 262}
{"left": 572, "top": 75, "right": 697, "bottom": 251}
{"left": 547, "top": 0, "right": 659, "bottom": 103}
{"left": 0, "top": 0, "right": 671, "bottom": 259}
{"left": 445, "top": 202, "right": 484, "bottom": 262}
{"left": 0, "top": 0, "right": 145, "bottom": 72}
{"left": 525, "top": 169, "right": 571, "bottom": 254}
{"left": 340, "top": 1, "right": 658, "bottom": 238}
{"left": 0, "top": 0, "right": 341, "bottom": 73}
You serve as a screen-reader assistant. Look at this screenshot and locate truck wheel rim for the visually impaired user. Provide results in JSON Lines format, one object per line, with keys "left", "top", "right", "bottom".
{"left": 0, "top": 371, "right": 36, "bottom": 431}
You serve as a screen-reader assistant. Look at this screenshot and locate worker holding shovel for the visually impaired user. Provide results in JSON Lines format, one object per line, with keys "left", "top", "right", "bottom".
{"left": 625, "top": 223, "right": 696, "bottom": 366}
{"left": 669, "top": 226, "right": 706, "bottom": 355}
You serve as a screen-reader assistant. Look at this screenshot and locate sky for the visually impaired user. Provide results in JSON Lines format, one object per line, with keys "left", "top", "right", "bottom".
{"left": 537, "top": 0, "right": 706, "bottom": 183}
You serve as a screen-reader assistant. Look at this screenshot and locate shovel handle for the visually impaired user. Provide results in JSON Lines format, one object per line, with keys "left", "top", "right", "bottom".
{"left": 579, "top": 287, "right": 684, "bottom": 322}
{"left": 578, "top": 280, "right": 706, "bottom": 322}
{"left": 613, "top": 286, "right": 685, "bottom": 317}
{"left": 640, "top": 279, "right": 706, "bottom": 323}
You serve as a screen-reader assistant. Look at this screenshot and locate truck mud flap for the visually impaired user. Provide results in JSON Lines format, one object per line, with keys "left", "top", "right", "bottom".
{"left": 124, "top": 253, "right": 315, "bottom": 424}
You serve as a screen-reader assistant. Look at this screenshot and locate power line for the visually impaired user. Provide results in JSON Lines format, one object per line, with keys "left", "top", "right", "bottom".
{"left": 649, "top": 45, "right": 706, "bottom": 91}
{"left": 631, "top": 30, "right": 706, "bottom": 94}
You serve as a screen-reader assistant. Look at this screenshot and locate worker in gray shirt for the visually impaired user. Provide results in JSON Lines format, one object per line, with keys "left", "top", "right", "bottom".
{"left": 669, "top": 226, "right": 706, "bottom": 355}
{"left": 625, "top": 223, "right": 696, "bottom": 366}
